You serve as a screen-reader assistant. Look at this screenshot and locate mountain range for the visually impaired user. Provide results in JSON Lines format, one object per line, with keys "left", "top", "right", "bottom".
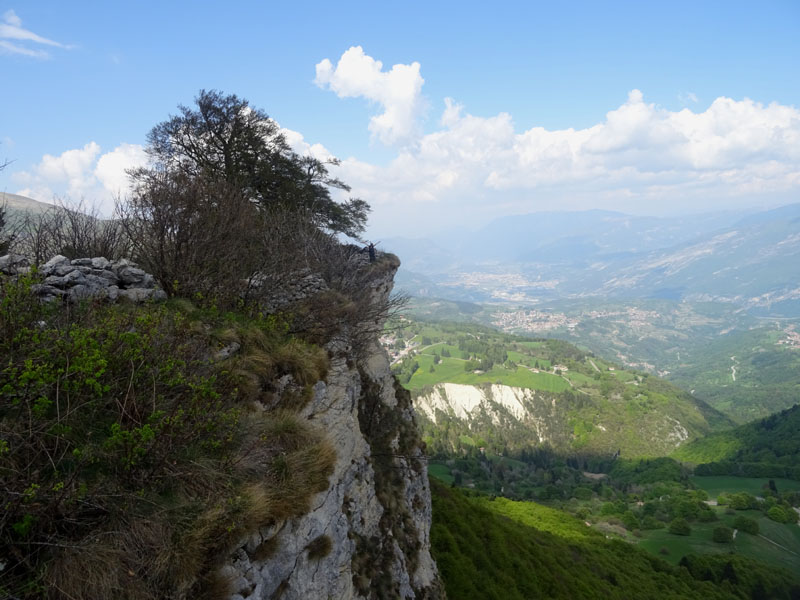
{"left": 389, "top": 203, "right": 800, "bottom": 316}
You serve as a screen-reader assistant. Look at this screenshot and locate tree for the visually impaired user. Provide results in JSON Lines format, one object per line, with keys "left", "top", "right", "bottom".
{"left": 733, "top": 515, "right": 759, "bottom": 535}
{"left": 136, "top": 89, "right": 369, "bottom": 238}
{"left": 668, "top": 517, "right": 691, "bottom": 536}
{"left": 712, "top": 526, "right": 733, "bottom": 543}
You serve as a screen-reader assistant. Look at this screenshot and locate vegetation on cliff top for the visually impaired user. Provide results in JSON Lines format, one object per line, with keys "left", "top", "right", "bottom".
{"left": 0, "top": 91, "right": 396, "bottom": 599}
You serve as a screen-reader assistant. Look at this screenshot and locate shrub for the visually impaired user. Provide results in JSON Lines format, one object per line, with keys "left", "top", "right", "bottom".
{"left": 668, "top": 518, "right": 691, "bottom": 536}
{"left": 712, "top": 526, "right": 733, "bottom": 543}
{"left": 733, "top": 516, "right": 759, "bottom": 535}
{"left": 766, "top": 506, "right": 792, "bottom": 524}
{"left": 0, "top": 281, "right": 335, "bottom": 598}
{"left": 306, "top": 535, "right": 333, "bottom": 560}
{"left": 641, "top": 516, "right": 664, "bottom": 530}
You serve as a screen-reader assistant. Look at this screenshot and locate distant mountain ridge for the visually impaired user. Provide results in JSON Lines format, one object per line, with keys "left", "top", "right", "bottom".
{"left": 387, "top": 203, "right": 800, "bottom": 315}
{"left": 0, "top": 192, "right": 55, "bottom": 216}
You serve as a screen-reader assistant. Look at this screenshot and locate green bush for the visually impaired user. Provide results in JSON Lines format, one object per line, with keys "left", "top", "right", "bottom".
{"left": 766, "top": 506, "right": 793, "bottom": 524}
{"left": 733, "top": 515, "right": 759, "bottom": 535}
{"left": 0, "top": 279, "right": 335, "bottom": 598}
{"left": 712, "top": 526, "right": 733, "bottom": 543}
{"left": 668, "top": 517, "right": 691, "bottom": 536}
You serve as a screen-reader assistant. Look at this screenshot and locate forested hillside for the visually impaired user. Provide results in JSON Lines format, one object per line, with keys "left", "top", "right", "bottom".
{"left": 674, "top": 404, "right": 800, "bottom": 480}
{"left": 430, "top": 481, "right": 800, "bottom": 600}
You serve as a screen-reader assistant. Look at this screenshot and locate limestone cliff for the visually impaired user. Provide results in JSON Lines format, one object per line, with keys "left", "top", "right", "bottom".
{"left": 222, "top": 259, "right": 445, "bottom": 600}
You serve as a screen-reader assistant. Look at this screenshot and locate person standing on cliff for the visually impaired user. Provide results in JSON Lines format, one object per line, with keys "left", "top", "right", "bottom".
{"left": 368, "top": 242, "right": 376, "bottom": 263}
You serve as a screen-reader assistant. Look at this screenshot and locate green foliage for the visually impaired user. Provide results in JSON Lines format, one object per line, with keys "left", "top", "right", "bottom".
{"left": 391, "top": 318, "right": 725, "bottom": 459}
{"left": 675, "top": 404, "right": 800, "bottom": 481}
{"left": 733, "top": 516, "right": 759, "bottom": 535}
{"left": 668, "top": 327, "right": 800, "bottom": 423}
{"left": 143, "top": 89, "right": 369, "bottom": 238}
{"left": 0, "top": 280, "right": 334, "bottom": 598}
{"left": 766, "top": 506, "right": 797, "bottom": 524}
{"left": 668, "top": 518, "right": 691, "bottom": 536}
{"left": 430, "top": 480, "right": 800, "bottom": 600}
{"left": 712, "top": 526, "right": 733, "bottom": 543}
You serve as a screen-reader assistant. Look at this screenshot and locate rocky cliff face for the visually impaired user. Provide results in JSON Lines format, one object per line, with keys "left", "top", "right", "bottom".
{"left": 222, "top": 259, "right": 445, "bottom": 600}
{"left": 415, "top": 382, "right": 566, "bottom": 446}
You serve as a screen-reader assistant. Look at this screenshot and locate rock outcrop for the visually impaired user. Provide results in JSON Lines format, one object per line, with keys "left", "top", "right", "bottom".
{"left": 222, "top": 257, "right": 445, "bottom": 600}
{"left": 0, "top": 254, "right": 166, "bottom": 303}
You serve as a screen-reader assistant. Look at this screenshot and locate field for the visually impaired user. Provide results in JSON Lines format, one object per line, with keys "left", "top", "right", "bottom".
{"left": 638, "top": 507, "right": 800, "bottom": 573}
{"left": 637, "top": 476, "right": 800, "bottom": 573}
{"left": 691, "top": 476, "right": 800, "bottom": 499}
{"left": 399, "top": 334, "right": 572, "bottom": 393}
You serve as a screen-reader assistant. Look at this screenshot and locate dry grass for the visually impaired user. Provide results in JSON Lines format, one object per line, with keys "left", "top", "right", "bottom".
{"left": 306, "top": 535, "right": 333, "bottom": 560}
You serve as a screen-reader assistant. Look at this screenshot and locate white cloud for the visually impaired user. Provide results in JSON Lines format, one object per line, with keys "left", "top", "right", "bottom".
{"left": 13, "top": 142, "right": 146, "bottom": 215}
{"left": 0, "top": 9, "right": 70, "bottom": 58}
{"left": 277, "top": 122, "right": 335, "bottom": 162}
{"left": 94, "top": 143, "right": 148, "bottom": 198}
{"left": 328, "top": 86, "right": 800, "bottom": 236}
{"left": 315, "top": 46, "right": 425, "bottom": 146}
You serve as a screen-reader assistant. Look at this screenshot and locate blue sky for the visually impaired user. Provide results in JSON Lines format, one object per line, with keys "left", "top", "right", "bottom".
{"left": 1, "top": 0, "right": 799, "bottom": 236}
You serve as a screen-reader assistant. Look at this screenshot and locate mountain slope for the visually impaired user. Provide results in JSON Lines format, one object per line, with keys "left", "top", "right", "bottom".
{"left": 386, "top": 320, "right": 730, "bottom": 457}
{"left": 431, "top": 481, "right": 800, "bottom": 600}
{"left": 673, "top": 404, "right": 800, "bottom": 479}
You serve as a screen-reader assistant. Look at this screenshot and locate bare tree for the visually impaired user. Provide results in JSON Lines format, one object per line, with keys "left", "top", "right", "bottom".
{"left": 12, "top": 199, "right": 129, "bottom": 263}
{"left": 117, "top": 170, "right": 266, "bottom": 301}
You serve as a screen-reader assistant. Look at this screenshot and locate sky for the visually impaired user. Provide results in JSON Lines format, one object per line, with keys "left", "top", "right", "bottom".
{"left": 1, "top": 0, "right": 799, "bottom": 238}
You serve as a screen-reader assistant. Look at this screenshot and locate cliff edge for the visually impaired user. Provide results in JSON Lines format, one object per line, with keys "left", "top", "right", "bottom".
{"left": 222, "top": 257, "right": 445, "bottom": 599}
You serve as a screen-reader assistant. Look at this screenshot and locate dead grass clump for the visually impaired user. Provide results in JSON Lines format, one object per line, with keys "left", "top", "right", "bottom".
{"left": 253, "top": 535, "right": 281, "bottom": 561}
{"left": 265, "top": 439, "right": 337, "bottom": 522}
{"left": 306, "top": 534, "right": 332, "bottom": 560}
{"left": 272, "top": 338, "right": 328, "bottom": 385}
{"left": 45, "top": 539, "right": 139, "bottom": 600}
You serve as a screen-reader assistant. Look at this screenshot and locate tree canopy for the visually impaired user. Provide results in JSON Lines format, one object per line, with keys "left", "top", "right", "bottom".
{"left": 135, "top": 89, "right": 369, "bottom": 238}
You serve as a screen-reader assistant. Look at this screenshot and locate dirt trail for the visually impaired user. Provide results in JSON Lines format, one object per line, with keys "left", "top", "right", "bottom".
{"left": 589, "top": 359, "right": 600, "bottom": 372}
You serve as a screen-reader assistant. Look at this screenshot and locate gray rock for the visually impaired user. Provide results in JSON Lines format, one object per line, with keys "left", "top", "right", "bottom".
{"left": 53, "top": 264, "right": 76, "bottom": 277}
{"left": 0, "top": 254, "right": 30, "bottom": 275}
{"left": 152, "top": 289, "right": 167, "bottom": 301}
{"left": 91, "top": 268, "right": 120, "bottom": 283}
{"left": 85, "top": 274, "right": 111, "bottom": 287}
{"left": 71, "top": 258, "right": 93, "bottom": 266}
{"left": 117, "top": 266, "right": 147, "bottom": 286}
{"left": 43, "top": 275, "right": 66, "bottom": 287}
{"left": 40, "top": 255, "right": 70, "bottom": 275}
{"left": 91, "top": 257, "right": 111, "bottom": 269}
{"left": 68, "top": 284, "right": 94, "bottom": 302}
{"left": 222, "top": 271, "right": 443, "bottom": 600}
{"left": 106, "top": 286, "right": 120, "bottom": 302}
{"left": 215, "top": 342, "right": 241, "bottom": 361}
{"left": 30, "top": 284, "right": 66, "bottom": 296}
{"left": 62, "top": 269, "right": 86, "bottom": 285}
{"left": 119, "top": 287, "right": 154, "bottom": 302}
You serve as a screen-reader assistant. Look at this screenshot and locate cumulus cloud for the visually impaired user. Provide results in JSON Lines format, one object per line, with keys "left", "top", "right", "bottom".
{"left": 315, "top": 46, "right": 425, "bottom": 146}
{"left": 0, "top": 9, "right": 70, "bottom": 58}
{"left": 277, "top": 122, "right": 335, "bottom": 162}
{"left": 330, "top": 87, "right": 800, "bottom": 236}
{"left": 13, "top": 142, "right": 147, "bottom": 215}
